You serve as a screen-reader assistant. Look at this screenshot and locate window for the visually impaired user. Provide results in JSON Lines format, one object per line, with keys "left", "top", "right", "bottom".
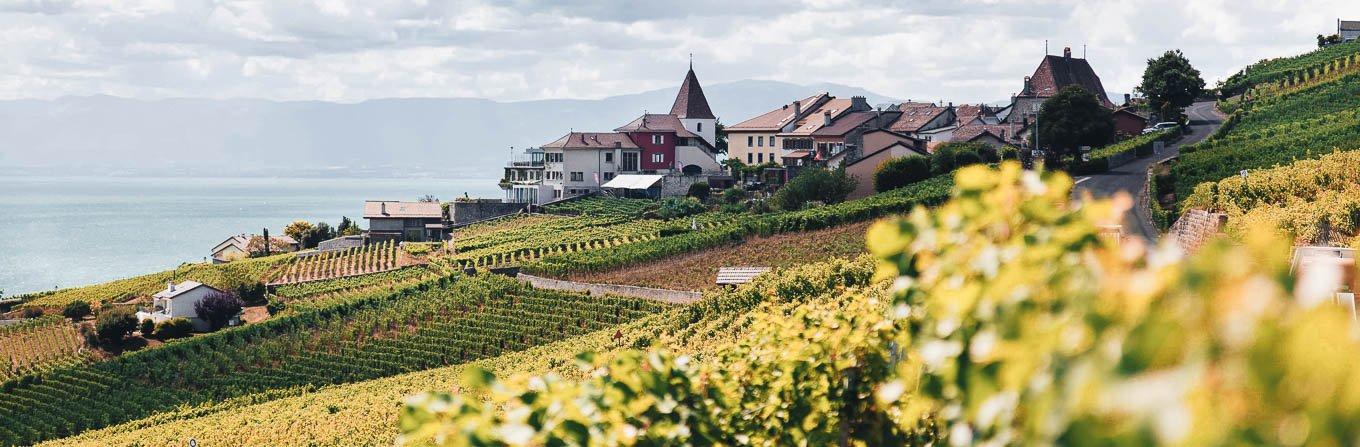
{"left": 554, "top": 189, "right": 563, "bottom": 199}
{"left": 545, "top": 152, "right": 563, "bottom": 163}
{"left": 769, "top": 153, "right": 775, "bottom": 164}
{"left": 697, "top": 122, "right": 703, "bottom": 132}
{"left": 652, "top": 134, "right": 663, "bottom": 145}
{"left": 747, "top": 136, "right": 754, "bottom": 146}
{"left": 570, "top": 172, "right": 583, "bottom": 182}
{"left": 603, "top": 172, "right": 615, "bottom": 180}
{"left": 622, "top": 152, "right": 639, "bottom": 171}
{"left": 651, "top": 153, "right": 664, "bottom": 163}
{"left": 604, "top": 152, "right": 614, "bottom": 163}
{"left": 757, "top": 153, "right": 764, "bottom": 163}
{"left": 747, "top": 153, "right": 753, "bottom": 163}
{"left": 758, "top": 136, "right": 764, "bottom": 147}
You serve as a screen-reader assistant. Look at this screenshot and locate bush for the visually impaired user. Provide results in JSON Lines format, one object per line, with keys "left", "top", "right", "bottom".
{"left": 686, "top": 182, "right": 711, "bottom": 202}
{"left": 874, "top": 156, "right": 932, "bottom": 193}
{"left": 139, "top": 318, "right": 154, "bottom": 336}
{"left": 656, "top": 197, "right": 706, "bottom": 220}
{"left": 403, "top": 243, "right": 433, "bottom": 256}
{"left": 772, "top": 167, "right": 856, "bottom": 211}
{"left": 720, "top": 187, "right": 746, "bottom": 205}
{"left": 232, "top": 282, "right": 267, "bottom": 306}
{"left": 930, "top": 142, "right": 998, "bottom": 175}
{"left": 61, "top": 301, "right": 91, "bottom": 320}
{"left": 194, "top": 292, "right": 244, "bottom": 331}
{"left": 153, "top": 318, "right": 194, "bottom": 340}
{"left": 20, "top": 307, "right": 44, "bottom": 319}
{"left": 95, "top": 309, "right": 138, "bottom": 347}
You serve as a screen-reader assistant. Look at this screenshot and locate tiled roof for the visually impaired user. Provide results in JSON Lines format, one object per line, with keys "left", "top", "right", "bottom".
{"left": 810, "top": 111, "right": 878, "bottom": 136}
{"left": 363, "top": 201, "right": 444, "bottom": 219}
{"left": 727, "top": 93, "right": 830, "bottom": 131}
{"left": 1022, "top": 54, "right": 1114, "bottom": 108}
{"left": 953, "top": 123, "right": 1023, "bottom": 144}
{"left": 953, "top": 104, "right": 993, "bottom": 126}
{"left": 153, "top": 281, "right": 221, "bottom": 300}
{"left": 1114, "top": 107, "right": 1149, "bottom": 120}
{"left": 1341, "top": 20, "right": 1360, "bottom": 31}
{"left": 542, "top": 132, "right": 640, "bottom": 150}
{"left": 782, "top": 98, "right": 853, "bottom": 135}
{"left": 889, "top": 103, "right": 949, "bottom": 132}
{"left": 614, "top": 114, "right": 701, "bottom": 138}
{"left": 669, "top": 68, "right": 715, "bottom": 119}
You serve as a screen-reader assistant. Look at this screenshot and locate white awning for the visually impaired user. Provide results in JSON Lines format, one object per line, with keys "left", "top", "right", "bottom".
{"left": 601, "top": 174, "right": 665, "bottom": 190}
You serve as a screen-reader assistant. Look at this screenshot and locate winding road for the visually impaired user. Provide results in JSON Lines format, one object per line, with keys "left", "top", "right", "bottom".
{"left": 1072, "top": 101, "right": 1224, "bottom": 242}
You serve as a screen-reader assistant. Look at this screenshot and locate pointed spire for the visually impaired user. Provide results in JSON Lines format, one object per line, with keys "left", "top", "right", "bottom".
{"left": 670, "top": 62, "right": 715, "bottom": 119}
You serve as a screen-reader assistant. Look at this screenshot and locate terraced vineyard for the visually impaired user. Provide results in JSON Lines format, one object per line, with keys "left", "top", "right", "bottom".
{"left": 0, "top": 317, "right": 89, "bottom": 382}
{"left": 1220, "top": 40, "right": 1360, "bottom": 97}
{"left": 543, "top": 196, "right": 652, "bottom": 217}
{"left": 448, "top": 211, "right": 737, "bottom": 269}
{"left": 1184, "top": 150, "right": 1360, "bottom": 245}
{"left": 271, "top": 240, "right": 408, "bottom": 285}
{"left": 15, "top": 254, "right": 293, "bottom": 309}
{"left": 0, "top": 273, "right": 667, "bottom": 446}
{"left": 272, "top": 265, "right": 439, "bottom": 301}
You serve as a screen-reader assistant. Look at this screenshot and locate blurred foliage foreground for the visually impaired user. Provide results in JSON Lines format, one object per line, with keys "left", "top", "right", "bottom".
{"left": 399, "top": 162, "right": 1360, "bottom": 446}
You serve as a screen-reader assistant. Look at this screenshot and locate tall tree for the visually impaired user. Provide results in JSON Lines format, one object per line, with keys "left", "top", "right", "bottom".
{"left": 713, "top": 120, "right": 729, "bottom": 155}
{"left": 283, "top": 220, "right": 315, "bottom": 245}
{"left": 1136, "top": 50, "right": 1205, "bottom": 122}
{"left": 1037, "top": 86, "right": 1114, "bottom": 165}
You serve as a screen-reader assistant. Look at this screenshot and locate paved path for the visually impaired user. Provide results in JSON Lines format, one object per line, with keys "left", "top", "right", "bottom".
{"left": 1072, "top": 101, "right": 1224, "bottom": 242}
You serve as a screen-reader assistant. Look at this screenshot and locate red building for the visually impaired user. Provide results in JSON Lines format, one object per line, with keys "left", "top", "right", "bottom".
{"left": 1113, "top": 108, "right": 1149, "bottom": 138}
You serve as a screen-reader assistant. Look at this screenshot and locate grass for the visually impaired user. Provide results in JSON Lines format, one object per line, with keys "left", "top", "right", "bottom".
{"left": 563, "top": 220, "right": 872, "bottom": 291}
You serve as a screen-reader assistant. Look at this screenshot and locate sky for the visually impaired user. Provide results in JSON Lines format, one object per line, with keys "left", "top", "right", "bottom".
{"left": 2, "top": 0, "right": 1359, "bottom": 104}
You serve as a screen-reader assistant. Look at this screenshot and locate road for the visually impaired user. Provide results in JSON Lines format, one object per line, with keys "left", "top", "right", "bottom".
{"left": 1072, "top": 101, "right": 1224, "bottom": 242}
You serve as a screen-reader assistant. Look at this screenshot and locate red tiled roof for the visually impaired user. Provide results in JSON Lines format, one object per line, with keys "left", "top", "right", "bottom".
{"left": 953, "top": 104, "right": 992, "bottom": 126}
{"left": 889, "top": 103, "right": 949, "bottom": 132}
{"left": 670, "top": 68, "right": 715, "bottom": 119}
{"left": 542, "top": 132, "right": 640, "bottom": 150}
{"left": 727, "top": 93, "right": 830, "bottom": 131}
{"left": 953, "top": 123, "right": 1023, "bottom": 144}
{"left": 1022, "top": 54, "right": 1114, "bottom": 107}
{"left": 782, "top": 98, "right": 853, "bottom": 135}
{"left": 810, "top": 111, "right": 878, "bottom": 136}
{"left": 614, "top": 114, "right": 701, "bottom": 138}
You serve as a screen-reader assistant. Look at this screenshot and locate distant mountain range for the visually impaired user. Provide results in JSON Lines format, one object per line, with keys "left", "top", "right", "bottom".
{"left": 0, "top": 80, "right": 906, "bottom": 179}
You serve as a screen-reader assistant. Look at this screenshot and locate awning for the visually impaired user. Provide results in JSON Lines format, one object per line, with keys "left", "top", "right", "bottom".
{"left": 601, "top": 174, "right": 665, "bottom": 190}
{"left": 782, "top": 150, "right": 812, "bottom": 159}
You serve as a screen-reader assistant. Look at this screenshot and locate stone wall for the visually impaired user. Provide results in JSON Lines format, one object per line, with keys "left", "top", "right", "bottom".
{"left": 449, "top": 200, "right": 527, "bottom": 225}
{"left": 515, "top": 273, "right": 701, "bottom": 305}
{"left": 1168, "top": 209, "right": 1227, "bottom": 254}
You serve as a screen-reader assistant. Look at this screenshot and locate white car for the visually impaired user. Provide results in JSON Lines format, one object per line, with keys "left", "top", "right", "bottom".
{"left": 1142, "top": 122, "right": 1178, "bottom": 134}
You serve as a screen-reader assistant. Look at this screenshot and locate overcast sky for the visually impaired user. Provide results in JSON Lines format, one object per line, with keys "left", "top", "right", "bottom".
{"left": 2, "top": 0, "right": 1359, "bottom": 104}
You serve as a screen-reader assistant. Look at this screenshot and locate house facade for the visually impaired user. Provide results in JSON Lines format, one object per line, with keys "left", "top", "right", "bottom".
{"left": 1113, "top": 108, "right": 1150, "bottom": 138}
{"left": 726, "top": 93, "right": 832, "bottom": 166}
{"left": 363, "top": 201, "right": 448, "bottom": 242}
{"left": 1007, "top": 47, "right": 1115, "bottom": 130}
{"left": 135, "top": 281, "right": 226, "bottom": 332}
{"left": 841, "top": 138, "right": 930, "bottom": 200}
{"left": 502, "top": 147, "right": 548, "bottom": 205}
{"left": 211, "top": 234, "right": 298, "bottom": 263}
{"left": 1341, "top": 19, "right": 1360, "bottom": 42}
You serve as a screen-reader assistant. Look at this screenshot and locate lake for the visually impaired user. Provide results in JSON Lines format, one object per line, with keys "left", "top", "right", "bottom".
{"left": 0, "top": 175, "right": 499, "bottom": 296}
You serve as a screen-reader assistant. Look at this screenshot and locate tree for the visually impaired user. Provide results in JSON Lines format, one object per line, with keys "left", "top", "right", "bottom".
{"left": 194, "top": 292, "right": 244, "bottom": 331}
{"left": 874, "top": 156, "right": 932, "bottom": 193}
{"left": 687, "top": 182, "right": 711, "bottom": 202}
{"left": 721, "top": 158, "right": 746, "bottom": 179}
{"left": 1136, "top": 50, "right": 1205, "bottom": 122}
{"left": 930, "top": 142, "right": 998, "bottom": 175}
{"left": 771, "top": 167, "right": 856, "bottom": 211}
{"left": 283, "top": 220, "right": 315, "bottom": 245}
{"left": 1037, "top": 86, "right": 1114, "bottom": 165}
{"left": 1319, "top": 34, "right": 1343, "bottom": 48}
{"left": 139, "top": 319, "right": 154, "bottom": 336}
{"left": 310, "top": 222, "right": 336, "bottom": 247}
{"left": 419, "top": 194, "right": 439, "bottom": 203}
{"left": 713, "top": 121, "right": 729, "bottom": 155}
{"left": 62, "top": 301, "right": 91, "bottom": 321}
{"left": 337, "top": 216, "right": 362, "bottom": 236}
{"left": 95, "top": 309, "right": 138, "bottom": 347}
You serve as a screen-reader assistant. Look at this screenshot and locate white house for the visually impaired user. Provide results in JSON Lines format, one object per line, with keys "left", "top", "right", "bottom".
{"left": 135, "top": 281, "right": 227, "bottom": 332}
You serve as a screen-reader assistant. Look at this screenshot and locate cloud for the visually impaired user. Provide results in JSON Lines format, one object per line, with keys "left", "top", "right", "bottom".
{"left": 0, "top": 0, "right": 1358, "bottom": 103}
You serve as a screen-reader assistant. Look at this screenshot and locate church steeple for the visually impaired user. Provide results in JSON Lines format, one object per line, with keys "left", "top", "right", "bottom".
{"left": 669, "top": 64, "right": 715, "bottom": 120}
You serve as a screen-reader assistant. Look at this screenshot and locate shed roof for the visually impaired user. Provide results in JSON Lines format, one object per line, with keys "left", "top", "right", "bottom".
{"left": 601, "top": 174, "right": 665, "bottom": 190}
{"left": 363, "top": 201, "right": 443, "bottom": 219}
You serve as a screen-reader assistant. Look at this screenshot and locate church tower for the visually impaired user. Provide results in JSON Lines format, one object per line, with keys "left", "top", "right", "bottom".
{"left": 669, "top": 60, "right": 717, "bottom": 147}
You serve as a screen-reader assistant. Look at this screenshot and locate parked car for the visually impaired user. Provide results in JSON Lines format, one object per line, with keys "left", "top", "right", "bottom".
{"left": 1142, "top": 122, "right": 1179, "bottom": 134}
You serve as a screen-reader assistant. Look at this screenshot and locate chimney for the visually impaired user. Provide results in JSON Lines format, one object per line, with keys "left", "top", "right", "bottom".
{"left": 823, "top": 110, "right": 832, "bottom": 126}
{"left": 850, "top": 95, "right": 869, "bottom": 111}
{"left": 948, "top": 102, "right": 953, "bottom": 108}
{"left": 167, "top": 281, "right": 175, "bottom": 293}
{"left": 1063, "top": 47, "right": 1072, "bottom": 58}
{"left": 1124, "top": 93, "right": 1131, "bottom": 105}
{"left": 381, "top": 202, "right": 387, "bottom": 215}
{"left": 793, "top": 100, "right": 802, "bottom": 117}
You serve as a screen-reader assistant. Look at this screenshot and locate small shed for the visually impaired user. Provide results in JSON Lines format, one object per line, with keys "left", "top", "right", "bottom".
{"left": 716, "top": 267, "right": 772, "bottom": 285}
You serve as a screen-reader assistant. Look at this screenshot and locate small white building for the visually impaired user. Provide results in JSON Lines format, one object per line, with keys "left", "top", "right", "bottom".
{"left": 135, "top": 281, "right": 226, "bottom": 332}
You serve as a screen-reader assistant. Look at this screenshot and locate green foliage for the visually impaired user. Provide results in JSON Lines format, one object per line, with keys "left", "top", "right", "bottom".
{"left": 874, "top": 155, "right": 932, "bottom": 192}
{"left": 139, "top": 318, "right": 154, "bottom": 336}
{"left": 94, "top": 309, "right": 137, "bottom": 347}
{"left": 20, "top": 307, "right": 43, "bottom": 318}
{"left": 17, "top": 254, "right": 292, "bottom": 309}
{"left": 0, "top": 316, "right": 88, "bottom": 384}
{"left": 1068, "top": 129, "right": 1178, "bottom": 175}
{"left": 1137, "top": 49, "right": 1206, "bottom": 120}
{"left": 1037, "top": 85, "right": 1114, "bottom": 162}
{"left": 1219, "top": 40, "right": 1360, "bottom": 97}
{"left": 337, "top": 216, "right": 362, "bottom": 236}
{"left": 720, "top": 186, "right": 745, "bottom": 204}
{"left": 656, "top": 197, "right": 706, "bottom": 219}
{"left": 686, "top": 182, "right": 711, "bottom": 202}
{"left": 60, "top": 301, "right": 90, "bottom": 321}
{"left": 930, "top": 141, "right": 997, "bottom": 175}
{"left": 0, "top": 273, "right": 668, "bottom": 446}
{"left": 152, "top": 318, "right": 194, "bottom": 340}
{"left": 542, "top": 197, "right": 652, "bottom": 218}
{"left": 772, "top": 167, "right": 856, "bottom": 211}
{"left": 402, "top": 243, "right": 433, "bottom": 257}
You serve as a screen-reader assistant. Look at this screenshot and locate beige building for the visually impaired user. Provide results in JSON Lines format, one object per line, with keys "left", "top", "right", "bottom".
{"left": 841, "top": 133, "right": 929, "bottom": 200}
{"left": 726, "top": 93, "right": 831, "bottom": 166}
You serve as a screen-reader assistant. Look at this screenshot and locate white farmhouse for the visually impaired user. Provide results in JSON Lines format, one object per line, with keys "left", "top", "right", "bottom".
{"left": 135, "top": 281, "right": 227, "bottom": 332}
